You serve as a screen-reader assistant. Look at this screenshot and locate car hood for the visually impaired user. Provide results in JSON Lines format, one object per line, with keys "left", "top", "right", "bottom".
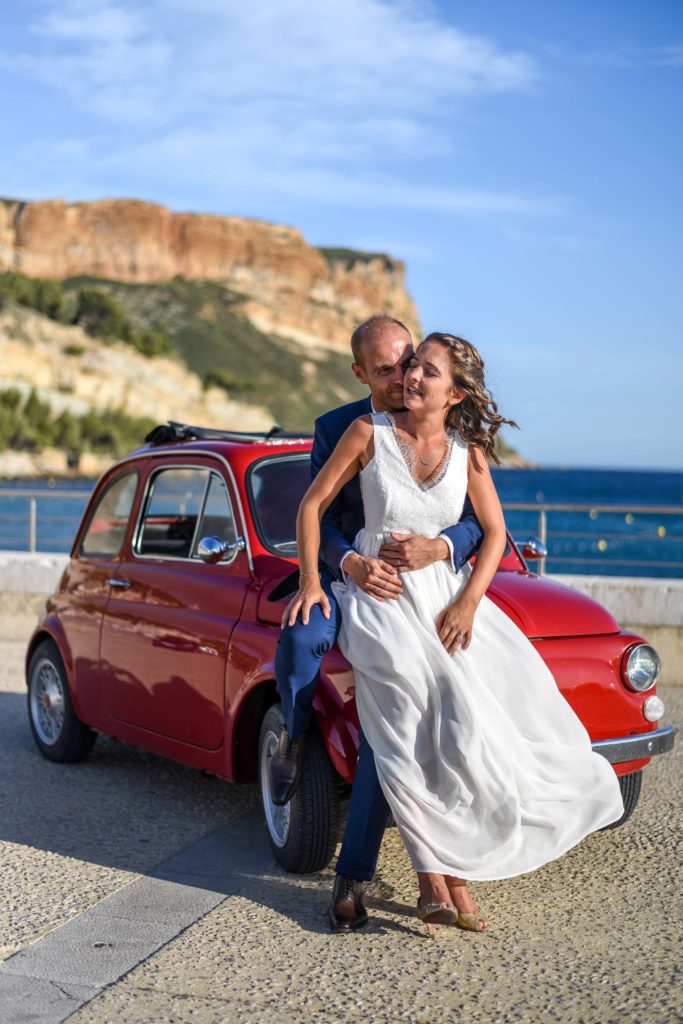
{"left": 257, "top": 562, "right": 620, "bottom": 639}
{"left": 487, "top": 572, "right": 620, "bottom": 639}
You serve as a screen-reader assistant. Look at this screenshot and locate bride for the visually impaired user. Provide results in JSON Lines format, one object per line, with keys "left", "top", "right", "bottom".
{"left": 287, "top": 332, "right": 624, "bottom": 937}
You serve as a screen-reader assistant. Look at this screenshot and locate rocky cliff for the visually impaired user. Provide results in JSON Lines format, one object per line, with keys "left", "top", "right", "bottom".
{"left": 0, "top": 303, "right": 275, "bottom": 476}
{"left": 0, "top": 198, "right": 420, "bottom": 351}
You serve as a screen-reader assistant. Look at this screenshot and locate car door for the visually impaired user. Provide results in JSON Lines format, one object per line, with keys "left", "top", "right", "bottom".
{"left": 60, "top": 467, "right": 141, "bottom": 724}
{"left": 99, "top": 458, "right": 250, "bottom": 750}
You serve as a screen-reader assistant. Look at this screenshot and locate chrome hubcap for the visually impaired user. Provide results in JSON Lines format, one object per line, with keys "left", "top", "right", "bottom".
{"left": 259, "top": 727, "right": 291, "bottom": 848}
{"left": 30, "top": 658, "right": 65, "bottom": 745}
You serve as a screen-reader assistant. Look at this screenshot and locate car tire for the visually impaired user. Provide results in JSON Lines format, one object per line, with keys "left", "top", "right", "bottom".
{"left": 27, "top": 639, "right": 97, "bottom": 763}
{"left": 604, "top": 770, "right": 642, "bottom": 829}
{"left": 258, "top": 703, "right": 340, "bottom": 873}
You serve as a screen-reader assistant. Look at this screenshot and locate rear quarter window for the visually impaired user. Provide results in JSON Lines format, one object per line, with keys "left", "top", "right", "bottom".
{"left": 248, "top": 454, "right": 311, "bottom": 557}
{"left": 80, "top": 471, "right": 138, "bottom": 558}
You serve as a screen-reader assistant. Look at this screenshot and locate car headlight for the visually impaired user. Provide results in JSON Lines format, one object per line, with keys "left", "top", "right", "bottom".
{"left": 622, "top": 644, "right": 660, "bottom": 692}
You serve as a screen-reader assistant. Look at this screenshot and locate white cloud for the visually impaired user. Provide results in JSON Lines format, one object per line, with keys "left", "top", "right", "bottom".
{"left": 23, "top": 0, "right": 537, "bottom": 121}
{"left": 1, "top": 0, "right": 549, "bottom": 216}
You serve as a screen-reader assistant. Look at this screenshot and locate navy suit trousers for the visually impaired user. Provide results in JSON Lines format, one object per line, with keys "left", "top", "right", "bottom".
{"left": 274, "top": 571, "right": 391, "bottom": 880}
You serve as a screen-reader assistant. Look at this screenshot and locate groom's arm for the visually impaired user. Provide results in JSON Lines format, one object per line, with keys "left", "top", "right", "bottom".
{"left": 439, "top": 494, "right": 484, "bottom": 572}
{"left": 379, "top": 496, "right": 483, "bottom": 573}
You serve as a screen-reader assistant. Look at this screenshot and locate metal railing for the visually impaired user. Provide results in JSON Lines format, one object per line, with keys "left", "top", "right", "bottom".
{"left": 0, "top": 488, "right": 93, "bottom": 553}
{"left": 505, "top": 502, "right": 683, "bottom": 576}
{"left": 0, "top": 490, "right": 681, "bottom": 577}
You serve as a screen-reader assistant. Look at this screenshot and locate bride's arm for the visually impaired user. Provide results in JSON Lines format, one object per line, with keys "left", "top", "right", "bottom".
{"left": 435, "top": 445, "right": 506, "bottom": 654}
{"left": 284, "top": 416, "right": 373, "bottom": 627}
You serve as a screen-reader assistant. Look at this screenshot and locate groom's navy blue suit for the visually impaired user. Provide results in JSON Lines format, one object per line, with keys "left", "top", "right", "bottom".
{"left": 275, "top": 394, "right": 483, "bottom": 880}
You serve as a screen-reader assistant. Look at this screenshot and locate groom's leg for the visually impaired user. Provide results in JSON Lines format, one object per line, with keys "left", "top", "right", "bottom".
{"left": 328, "top": 729, "right": 391, "bottom": 931}
{"left": 336, "top": 728, "right": 391, "bottom": 881}
{"left": 271, "top": 571, "right": 340, "bottom": 804}
{"left": 274, "top": 570, "right": 341, "bottom": 739}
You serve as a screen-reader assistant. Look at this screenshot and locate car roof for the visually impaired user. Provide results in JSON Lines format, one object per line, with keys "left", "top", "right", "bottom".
{"left": 122, "top": 421, "right": 312, "bottom": 462}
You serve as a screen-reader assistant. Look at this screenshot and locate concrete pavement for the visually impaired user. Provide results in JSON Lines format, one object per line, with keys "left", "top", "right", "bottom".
{"left": 0, "top": 640, "right": 681, "bottom": 1024}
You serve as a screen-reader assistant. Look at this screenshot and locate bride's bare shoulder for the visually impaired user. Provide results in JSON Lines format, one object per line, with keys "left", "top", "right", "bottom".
{"left": 338, "top": 414, "right": 373, "bottom": 447}
{"left": 347, "top": 413, "right": 374, "bottom": 433}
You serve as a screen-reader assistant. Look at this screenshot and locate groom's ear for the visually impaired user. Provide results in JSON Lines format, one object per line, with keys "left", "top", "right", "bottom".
{"left": 351, "top": 361, "right": 369, "bottom": 385}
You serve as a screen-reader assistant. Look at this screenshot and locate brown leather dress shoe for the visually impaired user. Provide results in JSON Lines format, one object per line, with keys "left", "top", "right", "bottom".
{"left": 269, "top": 727, "right": 305, "bottom": 806}
{"left": 327, "top": 874, "right": 369, "bottom": 933}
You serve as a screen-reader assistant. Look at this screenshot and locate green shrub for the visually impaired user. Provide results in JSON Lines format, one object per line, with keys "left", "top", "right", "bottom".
{"left": 0, "top": 271, "right": 69, "bottom": 320}
{"left": 73, "top": 286, "right": 132, "bottom": 340}
{"left": 52, "top": 409, "right": 82, "bottom": 452}
{"left": 318, "top": 247, "right": 392, "bottom": 271}
{"left": 0, "top": 387, "right": 23, "bottom": 412}
{"left": 132, "top": 329, "right": 174, "bottom": 358}
{"left": 0, "top": 271, "right": 176, "bottom": 359}
{"left": 0, "top": 387, "right": 156, "bottom": 458}
{"left": 204, "top": 369, "right": 257, "bottom": 394}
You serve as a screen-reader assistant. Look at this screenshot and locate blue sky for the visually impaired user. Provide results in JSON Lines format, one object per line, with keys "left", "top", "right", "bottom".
{"left": 1, "top": 0, "right": 681, "bottom": 468}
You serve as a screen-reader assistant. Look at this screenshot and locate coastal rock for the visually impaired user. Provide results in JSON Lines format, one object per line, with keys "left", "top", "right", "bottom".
{"left": 0, "top": 198, "right": 420, "bottom": 351}
{"left": 0, "top": 304, "right": 275, "bottom": 477}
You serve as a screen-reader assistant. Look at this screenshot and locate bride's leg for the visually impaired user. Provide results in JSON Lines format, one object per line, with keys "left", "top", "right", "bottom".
{"left": 444, "top": 875, "right": 489, "bottom": 931}
{"left": 417, "top": 872, "right": 452, "bottom": 907}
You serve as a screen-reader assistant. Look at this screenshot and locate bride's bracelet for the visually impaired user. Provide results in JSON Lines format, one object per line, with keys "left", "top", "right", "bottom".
{"left": 299, "top": 570, "right": 321, "bottom": 577}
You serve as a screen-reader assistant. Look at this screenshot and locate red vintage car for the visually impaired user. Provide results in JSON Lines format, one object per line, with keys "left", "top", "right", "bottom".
{"left": 25, "top": 426, "right": 675, "bottom": 872}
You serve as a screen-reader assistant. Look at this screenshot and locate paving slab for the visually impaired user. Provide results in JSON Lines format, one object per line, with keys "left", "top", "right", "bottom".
{"left": 0, "top": 811, "right": 271, "bottom": 1023}
{"left": 0, "top": 975, "right": 98, "bottom": 1024}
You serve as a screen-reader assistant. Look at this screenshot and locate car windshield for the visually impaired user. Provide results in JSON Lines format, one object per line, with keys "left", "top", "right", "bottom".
{"left": 248, "top": 454, "right": 311, "bottom": 557}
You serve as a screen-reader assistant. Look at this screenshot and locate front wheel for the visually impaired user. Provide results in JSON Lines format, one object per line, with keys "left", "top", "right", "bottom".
{"left": 604, "top": 771, "right": 642, "bottom": 829}
{"left": 258, "top": 703, "right": 340, "bottom": 873}
{"left": 27, "top": 639, "right": 97, "bottom": 763}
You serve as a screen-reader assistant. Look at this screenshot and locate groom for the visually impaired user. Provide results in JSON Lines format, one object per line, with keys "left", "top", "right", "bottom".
{"left": 271, "top": 314, "right": 483, "bottom": 931}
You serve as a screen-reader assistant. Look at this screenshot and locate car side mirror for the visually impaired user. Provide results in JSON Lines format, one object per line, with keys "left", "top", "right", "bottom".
{"left": 519, "top": 536, "right": 547, "bottom": 560}
{"left": 197, "top": 535, "right": 246, "bottom": 564}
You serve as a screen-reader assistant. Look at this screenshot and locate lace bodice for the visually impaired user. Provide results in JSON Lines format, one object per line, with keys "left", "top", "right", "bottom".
{"left": 359, "top": 413, "right": 469, "bottom": 538}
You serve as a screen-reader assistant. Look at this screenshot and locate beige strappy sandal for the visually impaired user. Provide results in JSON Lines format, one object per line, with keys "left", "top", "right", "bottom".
{"left": 455, "top": 908, "right": 489, "bottom": 932}
{"left": 415, "top": 899, "right": 458, "bottom": 939}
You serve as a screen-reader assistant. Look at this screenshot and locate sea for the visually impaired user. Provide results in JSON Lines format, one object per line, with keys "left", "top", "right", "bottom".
{"left": 0, "top": 466, "right": 681, "bottom": 580}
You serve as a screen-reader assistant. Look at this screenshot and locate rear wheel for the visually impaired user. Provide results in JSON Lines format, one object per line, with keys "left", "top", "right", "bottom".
{"left": 604, "top": 771, "right": 642, "bottom": 829}
{"left": 258, "top": 703, "right": 340, "bottom": 873}
{"left": 27, "top": 639, "right": 96, "bottom": 763}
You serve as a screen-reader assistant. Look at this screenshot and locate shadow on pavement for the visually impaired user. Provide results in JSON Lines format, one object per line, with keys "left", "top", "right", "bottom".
{"left": 0, "top": 690, "right": 415, "bottom": 937}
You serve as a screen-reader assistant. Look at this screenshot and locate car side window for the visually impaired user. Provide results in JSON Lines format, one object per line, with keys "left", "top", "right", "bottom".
{"left": 80, "top": 471, "right": 138, "bottom": 558}
{"left": 136, "top": 467, "right": 209, "bottom": 559}
{"left": 192, "top": 473, "right": 238, "bottom": 556}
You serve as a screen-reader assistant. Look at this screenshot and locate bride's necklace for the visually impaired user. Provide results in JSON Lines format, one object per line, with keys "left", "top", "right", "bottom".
{"left": 406, "top": 429, "right": 446, "bottom": 466}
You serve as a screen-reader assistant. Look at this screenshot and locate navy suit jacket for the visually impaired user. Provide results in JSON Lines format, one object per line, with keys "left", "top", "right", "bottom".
{"left": 312, "top": 396, "right": 483, "bottom": 576}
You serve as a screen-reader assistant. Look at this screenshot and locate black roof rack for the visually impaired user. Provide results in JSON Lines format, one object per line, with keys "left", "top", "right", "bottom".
{"left": 144, "top": 421, "right": 312, "bottom": 446}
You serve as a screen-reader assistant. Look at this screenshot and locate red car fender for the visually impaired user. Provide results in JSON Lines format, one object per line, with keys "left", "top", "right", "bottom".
{"left": 26, "top": 614, "right": 73, "bottom": 679}
{"left": 312, "top": 670, "right": 360, "bottom": 784}
{"left": 25, "top": 615, "right": 81, "bottom": 715}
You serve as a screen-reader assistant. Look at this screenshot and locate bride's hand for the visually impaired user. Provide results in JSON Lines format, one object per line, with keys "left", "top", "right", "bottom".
{"left": 435, "top": 597, "right": 476, "bottom": 655}
{"left": 282, "top": 580, "right": 331, "bottom": 628}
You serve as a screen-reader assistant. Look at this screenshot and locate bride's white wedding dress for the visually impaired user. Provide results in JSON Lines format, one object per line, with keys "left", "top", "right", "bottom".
{"left": 332, "top": 413, "right": 624, "bottom": 880}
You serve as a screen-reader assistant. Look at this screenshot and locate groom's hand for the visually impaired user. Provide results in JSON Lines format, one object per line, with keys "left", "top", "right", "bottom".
{"left": 344, "top": 552, "right": 403, "bottom": 601}
{"left": 379, "top": 533, "right": 449, "bottom": 572}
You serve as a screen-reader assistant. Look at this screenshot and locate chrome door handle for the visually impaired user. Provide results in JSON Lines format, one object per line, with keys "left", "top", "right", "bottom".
{"left": 106, "top": 578, "right": 131, "bottom": 588}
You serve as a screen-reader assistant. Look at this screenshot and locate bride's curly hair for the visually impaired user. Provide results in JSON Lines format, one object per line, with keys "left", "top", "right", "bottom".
{"left": 422, "top": 332, "right": 518, "bottom": 464}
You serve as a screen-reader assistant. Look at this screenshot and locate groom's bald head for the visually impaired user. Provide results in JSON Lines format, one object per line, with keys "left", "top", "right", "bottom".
{"left": 350, "top": 315, "right": 411, "bottom": 366}
{"left": 350, "top": 314, "right": 414, "bottom": 413}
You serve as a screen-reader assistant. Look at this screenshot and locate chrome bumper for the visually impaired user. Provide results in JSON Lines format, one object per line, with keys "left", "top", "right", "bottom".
{"left": 592, "top": 725, "right": 676, "bottom": 765}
